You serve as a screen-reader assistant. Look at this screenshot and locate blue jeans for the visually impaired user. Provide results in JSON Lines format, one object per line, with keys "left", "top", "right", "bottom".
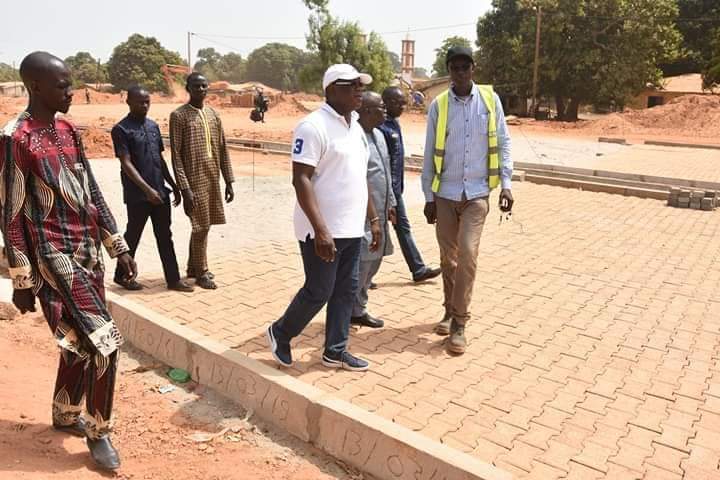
{"left": 393, "top": 193, "right": 426, "bottom": 276}
{"left": 274, "top": 236, "right": 361, "bottom": 357}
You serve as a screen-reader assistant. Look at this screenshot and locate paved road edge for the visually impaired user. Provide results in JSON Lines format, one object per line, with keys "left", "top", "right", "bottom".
{"left": 108, "top": 292, "right": 512, "bottom": 480}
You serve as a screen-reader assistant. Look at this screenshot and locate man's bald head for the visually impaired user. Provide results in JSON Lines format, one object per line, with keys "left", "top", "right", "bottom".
{"left": 358, "top": 91, "right": 385, "bottom": 132}
{"left": 361, "top": 91, "right": 382, "bottom": 109}
{"left": 19, "top": 51, "right": 73, "bottom": 115}
{"left": 19, "top": 51, "right": 68, "bottom": 86}
{"left": 381, "top": 86, "right": 406, "bottom": 119}
{"left": 381, "top": 86, "right": 402, "bottom": 103}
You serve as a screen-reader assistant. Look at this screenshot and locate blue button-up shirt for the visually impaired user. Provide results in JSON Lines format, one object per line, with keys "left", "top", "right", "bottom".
{"left": 378, "top": 117, "right": 405, "bottom": 197}
{"left": 422, "top": 83, "right": 512, "bottom": 202}
{"left": 111, "top": 116, "right": 170, "bottom": 204}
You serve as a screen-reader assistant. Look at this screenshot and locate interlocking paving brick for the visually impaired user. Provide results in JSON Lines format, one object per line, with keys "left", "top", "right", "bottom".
{"left": 95, "top": 152, "right": 720, "bottom": 479}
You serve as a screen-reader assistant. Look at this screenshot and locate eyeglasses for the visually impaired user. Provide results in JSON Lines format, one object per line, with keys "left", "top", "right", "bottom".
{"left": 449, "top": 64, "right": 472, "bottom": 72}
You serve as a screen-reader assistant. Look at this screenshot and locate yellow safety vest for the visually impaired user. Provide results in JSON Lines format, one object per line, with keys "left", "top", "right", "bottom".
{"left": 432, "top": 84, "right": 500, "bottom": 193}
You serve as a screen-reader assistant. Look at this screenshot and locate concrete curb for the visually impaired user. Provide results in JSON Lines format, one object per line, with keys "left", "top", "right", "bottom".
{"left": 108, "top": 292, "right": 512, "bottom": 480}
{"left": 644, "top": 140, "right": 720, "bottom": 151}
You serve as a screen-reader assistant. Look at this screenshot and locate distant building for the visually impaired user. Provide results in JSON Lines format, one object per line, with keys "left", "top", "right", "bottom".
{"left": 0, "top": 82, "right": 27, "bottom": 97}
{"left": 630, "top": 73, "right": 719, "bottom": 109}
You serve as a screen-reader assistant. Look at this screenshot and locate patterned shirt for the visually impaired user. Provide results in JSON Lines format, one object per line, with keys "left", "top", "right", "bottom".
{"left": 169, "top": 104, "right": 234, "bottom": 232}
{"left": 0, "top": 113, "right": 129, "bottom": 356}
{"left": 422, "top": 82, "right": 513, "bottom": 202}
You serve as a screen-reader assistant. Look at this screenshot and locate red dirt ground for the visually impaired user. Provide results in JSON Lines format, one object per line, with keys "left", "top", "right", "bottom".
{"left": 0, "top": 310, "right": 363, "bottom": 480}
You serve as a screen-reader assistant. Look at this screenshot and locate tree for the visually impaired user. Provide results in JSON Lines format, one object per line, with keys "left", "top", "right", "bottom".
{"left": 245, "top": 43, "right": 308, "bottom": 91}
{"left": 387, "top": 51, "right": 401, "bottom": 72}
{"left": 193, "top": 48, "right": 246, "bottom": 83}
{"left": 413, "top": 67, "right": 430, "bottom": 79}
{"left": 107, "top": 34, "right": 185, "bottom": 93}
{"left": 432, "top": 36, "right": 472, "bottom": 77}
{"left": 0, "top": 63, "right": 19, "bottom": 82}
{"left": 299, "top": 1, "right": 394, "bottom": 94}
{"left": 663, "top": 0, "right": 720, "bottom": 76}
{"left": 65, "top": 52, "right": 107, "bottom": 87}
{"left": 704, "top": 32, "right": 720, "bottom": 89}
{"left": 476, "top": 0, "right": 681, "bottom": 121}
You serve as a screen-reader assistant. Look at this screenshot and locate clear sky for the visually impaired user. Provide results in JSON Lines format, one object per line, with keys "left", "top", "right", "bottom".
{"left": 0, "top": 0, "right": 492, "bottom": 74}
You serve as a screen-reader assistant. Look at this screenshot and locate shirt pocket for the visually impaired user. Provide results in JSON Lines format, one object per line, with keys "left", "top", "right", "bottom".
{"left": 127, "top": 130, "right": 147, "bottom": 153}
{"left": 478, "top": 113, "right": 489, "bottom": 135}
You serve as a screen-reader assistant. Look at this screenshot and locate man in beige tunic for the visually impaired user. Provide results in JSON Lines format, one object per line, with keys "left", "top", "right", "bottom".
{"left": 169, "top": 73, "right": 235, "bottom": 289}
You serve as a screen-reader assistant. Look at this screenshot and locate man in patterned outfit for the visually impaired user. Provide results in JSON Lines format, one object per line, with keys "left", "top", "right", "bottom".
{"left": 169, "top": 72, "right": 235, "bottom": 289}
{"left": 0, "top": 51, "right": 137, "bottom": 470}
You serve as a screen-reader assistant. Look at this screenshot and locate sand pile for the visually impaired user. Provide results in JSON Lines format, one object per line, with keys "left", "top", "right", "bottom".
{"left": 80, "top": 126, "right": 114, "bottom": 158}
{"left": 583, "top": 94, "right": 720, "bottom": 137}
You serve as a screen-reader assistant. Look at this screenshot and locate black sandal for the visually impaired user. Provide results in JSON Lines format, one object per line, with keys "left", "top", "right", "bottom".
{"left": 114, "top": 278, "right": 143, "bottom": 291}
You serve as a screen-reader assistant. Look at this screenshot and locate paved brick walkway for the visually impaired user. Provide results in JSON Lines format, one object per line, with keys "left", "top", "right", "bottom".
{"left": 94, "top": 149, "right": 720, "bottom": 479}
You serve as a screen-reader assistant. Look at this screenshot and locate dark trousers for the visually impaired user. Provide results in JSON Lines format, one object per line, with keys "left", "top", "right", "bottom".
{"left": 392, "top": 193, "right": 426, "bottom": 276}
{"left": 274, "top": 237, "right": 361, "bottom": 357}
{"left": 115, "top": 200, "right": 180, "bottom": 285}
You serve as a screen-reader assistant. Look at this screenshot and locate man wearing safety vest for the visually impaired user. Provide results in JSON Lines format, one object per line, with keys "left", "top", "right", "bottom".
{"left": 421, "top": 46, "right": 514, "bottom": 354}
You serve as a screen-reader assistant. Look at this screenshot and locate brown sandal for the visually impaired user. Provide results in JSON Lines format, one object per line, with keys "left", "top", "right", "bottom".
{"left": 196, "top": 272, "right": 217, "bottom": 290}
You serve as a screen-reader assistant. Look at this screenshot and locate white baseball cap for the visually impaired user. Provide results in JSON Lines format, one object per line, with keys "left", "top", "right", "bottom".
{"left": 322, "top": 64, "right": 373, "bottom": 91}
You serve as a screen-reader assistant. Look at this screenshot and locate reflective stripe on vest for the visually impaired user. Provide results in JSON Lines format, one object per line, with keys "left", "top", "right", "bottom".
{"left": 432, "top": 84, "right": 500, "bottom": 193}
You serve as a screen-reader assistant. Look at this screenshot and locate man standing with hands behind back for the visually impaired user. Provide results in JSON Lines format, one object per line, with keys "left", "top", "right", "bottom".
{"left": 422, "top": 46, "right": 514, "bottom": 355}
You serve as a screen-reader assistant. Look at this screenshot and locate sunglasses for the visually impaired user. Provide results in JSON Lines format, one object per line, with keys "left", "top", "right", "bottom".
{"left": 333, "top": 79, "right": 364, "bottom": 88}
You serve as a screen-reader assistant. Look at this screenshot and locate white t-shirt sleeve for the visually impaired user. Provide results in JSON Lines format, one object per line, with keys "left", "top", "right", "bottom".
{"left": 291, "top": 121, "right": 323, "bottom": 167}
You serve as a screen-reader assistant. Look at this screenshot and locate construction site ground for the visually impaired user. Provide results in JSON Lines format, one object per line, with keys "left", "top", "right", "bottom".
{"left": 0, "top": 311, "right": 365, "bottom": 480}
{"left": 2, "top": 93, "right": 720, "bottom": 479}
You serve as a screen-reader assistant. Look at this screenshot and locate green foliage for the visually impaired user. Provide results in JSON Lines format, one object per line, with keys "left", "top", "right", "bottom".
{"left": 387, "top": 51, "right": 401, "bottom": 72}
{"left": 703, "top": 32, "right": 720, "bottom": 89}
{"left": 413, "top": 67, "right": 430, "bottom": 79}
{"left": 476, "top": 0, "right": 681, "bottom": 120}
{"left": 664, "top": 0, "right": 720, "bottom": 76}
{"left": 107, "top": 34, "right": 185, "bottom": 93}
{"left": 64, "top": 51, "right": 107, "bottom": 87}
{"left": 432, "top": 36, "right": 472, "bottom": 77}
{"left": 194, "top": 48, "right": 246, "bottom": 83}
{"left": 0, "top": 63, "right": 20, "bottom": 82}
{"left": 299, "top": 2, "right": 394, "bottom": 94}
{"left": 245, "top": 43, "right": 308, "bottom": 91}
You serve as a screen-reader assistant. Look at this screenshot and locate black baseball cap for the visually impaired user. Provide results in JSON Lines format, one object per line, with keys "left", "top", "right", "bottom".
{"left": 446, "top": 46, "right": 474, "bottom": 66}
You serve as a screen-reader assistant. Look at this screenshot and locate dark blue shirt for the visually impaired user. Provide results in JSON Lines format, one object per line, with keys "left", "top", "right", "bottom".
{"left": 379, "top": 117, "right": 404, "bottom": 197}
{"left": 111, "top": 116, "right": 170, "bottom": 204}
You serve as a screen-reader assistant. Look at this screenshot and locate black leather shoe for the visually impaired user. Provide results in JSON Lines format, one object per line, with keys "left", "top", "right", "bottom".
{"left": 413, "top": 267, "right": 442, "bottom": 283}
{"left": 53, "top": 417, "right": 86, "bottom": 437}
{"left": 87, "top": 436, "right": 121, "bottom": 471}
{"left": 351, "top": 314, "right": 384, "bottom": 328}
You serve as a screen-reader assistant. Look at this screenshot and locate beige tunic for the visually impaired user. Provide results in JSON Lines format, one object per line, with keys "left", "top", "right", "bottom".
{"left": 169, "top": 104, "right": 234, "bottom": 232}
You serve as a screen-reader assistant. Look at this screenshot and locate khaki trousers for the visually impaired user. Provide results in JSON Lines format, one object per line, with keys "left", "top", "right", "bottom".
{"left": 435, "top": 196, "right": 489, "bottom": 325}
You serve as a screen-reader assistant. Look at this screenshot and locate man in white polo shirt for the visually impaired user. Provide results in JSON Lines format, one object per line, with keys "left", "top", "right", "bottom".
{"left": 267, "top": 64, "right": 381, "bottom": 372}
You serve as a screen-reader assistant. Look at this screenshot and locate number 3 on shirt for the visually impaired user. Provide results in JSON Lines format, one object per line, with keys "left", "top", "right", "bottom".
{"left": 293, "top": 138, "right": 304, "bottom": 154}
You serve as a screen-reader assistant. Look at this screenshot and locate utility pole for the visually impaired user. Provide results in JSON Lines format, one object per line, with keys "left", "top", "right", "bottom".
{"left": 187, "top": 32, "right": 192, "bottom": 69}
{"left": 531, "top": 4, "right": 542, "bottom": 117}
{"left": 96, "top": 58, "right": 101, "bottom": 89}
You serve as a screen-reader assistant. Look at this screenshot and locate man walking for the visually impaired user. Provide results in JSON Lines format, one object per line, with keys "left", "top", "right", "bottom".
{"left": 380, "top": 86, "right": 441, "bottom": 283}
{"left": 0, "top": 51, "right": 137, "bottom": 470}
{"left": 111, "top": 85, "right": 193, "bottom": 292}
{"left": 267, "top": 64, "right": 379, "bottom": 372}
{"left": 422, "top": 46, "right": 514, "bottom": 354}
{"left": 351, "top": 91, "right": 397, "bottom": 329}
{"left": 169, "top": 73, "right": 235, "bottom": 289}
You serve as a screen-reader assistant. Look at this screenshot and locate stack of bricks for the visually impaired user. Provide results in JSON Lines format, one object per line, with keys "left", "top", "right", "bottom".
{"left": 668, "top": 188, "right": 718, "bottom": 211}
